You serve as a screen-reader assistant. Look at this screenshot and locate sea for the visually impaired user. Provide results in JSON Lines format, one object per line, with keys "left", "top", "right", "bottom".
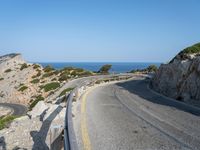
{"left": 37, "top": 62, "right": 161, "bottom": 73}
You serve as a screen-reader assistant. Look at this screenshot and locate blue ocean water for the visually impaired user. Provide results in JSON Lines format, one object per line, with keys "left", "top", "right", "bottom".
{"left": 37, "top": 62, "right": 161, "bottom": 73}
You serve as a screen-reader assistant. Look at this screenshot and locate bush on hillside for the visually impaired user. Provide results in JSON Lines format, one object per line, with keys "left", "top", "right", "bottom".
{"left": 31, "top": 79, "right": 40, "bottom": 84}
{"left": 0, "top": 115, "right": 17, "bottom": 130}
{"left": 33, "top": 64, "right": 40, "bottom": 69}
{"left": 29, "top": 95, "right": 44, "bottom": 110}
{"left": 18, "top": 86, "right": 28, "bottom": 92}
{"left": 182, "top": 43, "right": 200, "bottom": 54}
{"left": 59, "top": 87, "right": 74, "bottom": 97}
{"left": 4, "top": 69, "right": 12, "bottom": 73}
{"left": 43, "top": 65, "right": 54, "bottom": 72}
{"left": 146, "top": 65, "right": 158, "bottom": 72}
{"left": 59, "top": 74, "right": 69, "bottom": 82}
{"left": 20, "top": 63, "right": 28, "bottom": 70}
{"left": 41, "top": 82, "right": 60, "bottom": 92}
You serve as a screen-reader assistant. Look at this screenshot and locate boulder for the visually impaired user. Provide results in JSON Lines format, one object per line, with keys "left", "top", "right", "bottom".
{"left": 28, "top": 101, "right": 48, "bottom": 118}
{"left": 43, "top": 104, "right": 65, "bottom": 121}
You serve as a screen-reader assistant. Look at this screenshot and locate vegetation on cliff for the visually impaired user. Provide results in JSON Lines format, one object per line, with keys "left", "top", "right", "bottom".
{"left": 41, "top": 82, "right": 60, "bottom": 92}
{"left": 0, "top": 115, "right": 17, "bottom": 130}
{"left": 182, "top": 43, "right": 200, "bottom": 54}
{"left": 170, "top": 42, "right": 200, "bottom": 63}
{"left": 59, "top": 87, "right": 74, "bottom": 97}
{"left": 130, "top": 65, "right": 158, "bottom": 73}
{"left": 29, "top": 95, "right": 44, "bottom": 110}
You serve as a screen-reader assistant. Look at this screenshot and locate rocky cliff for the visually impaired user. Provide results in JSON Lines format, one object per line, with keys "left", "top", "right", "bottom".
{"left": 0, "top": 53, "right": 40, "bottom": 104}
{"left": 151, "top": 43, "right": 200, "bottom": 106}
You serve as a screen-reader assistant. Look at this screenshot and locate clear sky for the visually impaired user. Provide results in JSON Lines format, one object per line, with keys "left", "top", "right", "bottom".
{"left": 0, "top": 0, "right": 200, "bottom": 62}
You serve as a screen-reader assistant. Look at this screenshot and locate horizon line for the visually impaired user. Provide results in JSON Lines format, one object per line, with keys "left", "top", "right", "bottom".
{"left": 31, "top": 61, "right": 163, "bottom": 63}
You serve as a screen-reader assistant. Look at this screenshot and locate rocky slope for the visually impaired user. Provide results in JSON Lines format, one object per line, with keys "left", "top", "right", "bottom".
{"left": 0, "top": 53, "right": 94, "bottom": 149}
{"left": 0, "top": 53, "right": 40, "bottom": 104}
{"left": 0, "top": 53, "right": 93, "bottom": 106}
{"left": 0, "top": 101, "right": 66, "bottom": 150}
{"left": 151, "top": 43, "right": 200, "bottom": 106}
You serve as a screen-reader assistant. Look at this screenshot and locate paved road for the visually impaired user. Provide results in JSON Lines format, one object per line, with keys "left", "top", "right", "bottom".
{"left": 0, "top": 103, "right": 27, "bottom": 116}
{"left": 75, "top": 77, "right": 200, "bottom": 150}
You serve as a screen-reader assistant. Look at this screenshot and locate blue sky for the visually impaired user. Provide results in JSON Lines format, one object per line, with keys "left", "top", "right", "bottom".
{"left": 0, "top": 0, "right": 200, "bottom": 62}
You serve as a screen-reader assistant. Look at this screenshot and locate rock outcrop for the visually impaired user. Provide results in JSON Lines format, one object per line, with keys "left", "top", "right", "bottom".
{"left": 0, "top": 53, "right": 40, "bottom": 104}
{"left": 0, "top": 53, "right": 25, "bottom": 73}
{"left": 0, "top": 104, "right": 66, "bottom": 150}
{"left": 151, "top": 43, "right": 200, "bottom": 106}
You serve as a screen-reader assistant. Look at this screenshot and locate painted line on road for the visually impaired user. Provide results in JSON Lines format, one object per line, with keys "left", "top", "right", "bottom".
{"left": 81, "top": 88, "right": 92, "bottom": 150}
{"left": 80, "top": 80, "right": 133, "bottom": 150}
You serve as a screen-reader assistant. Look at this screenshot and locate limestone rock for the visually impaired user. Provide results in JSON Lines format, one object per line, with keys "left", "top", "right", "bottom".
{"left": 0, "top": 53, "right": 25, "bottom": 73}
{"left": 151, "top": 43, "right": 200, "bottom": 106}
{"left": 28, "top": 101, "right": 48, "bottom": 118}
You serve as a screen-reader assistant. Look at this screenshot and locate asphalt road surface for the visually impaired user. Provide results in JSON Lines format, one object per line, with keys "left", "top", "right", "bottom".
{"left": 0, "top": 103, "right": 27, "bottom": 116}
{"left": 76, "top": 77, "right": 200, "bottom": 150}
{"left": 0, "top": 74, "right": 127, "bottom": 116}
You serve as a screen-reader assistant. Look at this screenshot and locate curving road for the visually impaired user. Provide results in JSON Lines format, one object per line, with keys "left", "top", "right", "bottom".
{"left": 0, "top": 103, "right": 27, "bottom": 116}
{"left": 75, "top": 77, "right": 200, "bottom": 150}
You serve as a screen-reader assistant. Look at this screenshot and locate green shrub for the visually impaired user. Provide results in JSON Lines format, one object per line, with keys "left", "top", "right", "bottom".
{"left": 98, "top": 64, "right": 112, "bottom": 74}
{"left": 130, "top": 65, "right": 158, "bottom": 73}
{"left": 59, "top": 74, "right": 69, "bottom": 81}
{"left": 29, "top": 95, "right": 44, "bottom": 110}
{"left": 41, "top": 82, "right": 60, "bottom": 92}
{"left": 42, "top": 72, "right": 54, "bottom": 78}
{"left": 60, "top": 67, "right": 74, "bottom": 72}
{"left": 79, "top": 71, "right": 93, "bottom": 77}
{"left": 0, "top": 115, "right": 17, "bottom": 130}
{"left": 4, "top": 69, "right": 12, "bottom": 73}
{"left": 31, "top": 79, "right": 40, "bottom": 84}
{"left": 75, "top": 68, "right": 84, "bottom": 72}
{"left": 43, "top": 65, "right": 54, "bottom": 72}
{"left": 33, "top": 64, "right": 40, "bottom": 69}
{"left": 42, "top": 70, "right": 58, "bottom": 78}
{"left": 18, "top": 86, "right": 28, "bottom": 92}
{"left": 146, "top": 65, "right": 158, "bottom": 72}
{"left": 182, "top": 43, "right": 200, "bottom": 54}
{"left": 0, "top": 78, "right": 4, "bottom": 81}
{"left": 20, "top": 63, "right": 28, "bottom": 70}
{"left": 59, "top": 87, "right": 74, "bottom": 97}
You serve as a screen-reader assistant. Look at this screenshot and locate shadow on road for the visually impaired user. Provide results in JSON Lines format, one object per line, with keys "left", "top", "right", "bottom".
{"left": 116, "top": 79, "right": 200, "bottom": 116}
{"left": 0, "top": 136, "right": 6, "bottom": 150}
{"left": 30, "top": 106, "right": 63, "bottom": 150}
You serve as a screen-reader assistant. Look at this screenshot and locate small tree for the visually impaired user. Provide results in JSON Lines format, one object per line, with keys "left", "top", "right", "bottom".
{"left": 98, "top": 64, "right": 112, "bottom": 74}
{"left": 147, "top": 65, "right": 158, "bottom": 72}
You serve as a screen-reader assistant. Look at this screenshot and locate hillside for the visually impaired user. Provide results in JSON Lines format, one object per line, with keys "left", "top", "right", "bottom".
{"left": 151, "top": 43, "right": 200, "bottom": 107}
{"left": 0, "top": 53, "right": 93, "bottom": 106}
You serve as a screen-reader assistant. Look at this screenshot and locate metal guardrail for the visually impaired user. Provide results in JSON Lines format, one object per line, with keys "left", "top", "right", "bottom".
{"left": 64, "top": 88, "right": 78, "bottom": 150}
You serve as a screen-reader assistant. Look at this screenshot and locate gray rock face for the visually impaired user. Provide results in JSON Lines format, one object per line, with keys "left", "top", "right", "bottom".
{"left": 151, "top": 49, "right": 200, "bottom": 105}
{"left": 0, "top": 53, "right": 25, "bottom": 73}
